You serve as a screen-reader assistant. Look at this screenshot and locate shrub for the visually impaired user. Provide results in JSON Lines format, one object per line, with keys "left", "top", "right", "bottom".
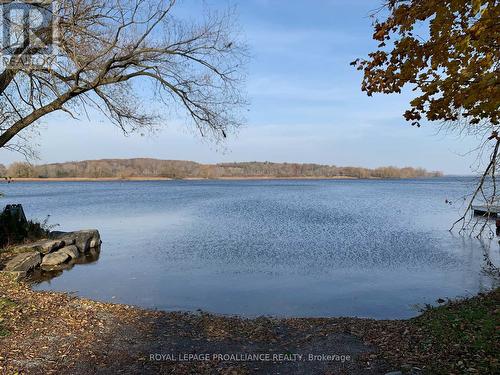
{"left": 0, "top": 211, "right": 51, "bottom": 249}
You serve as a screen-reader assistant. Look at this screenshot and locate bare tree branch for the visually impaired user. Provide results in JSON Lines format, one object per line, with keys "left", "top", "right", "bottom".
{"left": 0, "top": 0, "right": 248, "bottom": 156}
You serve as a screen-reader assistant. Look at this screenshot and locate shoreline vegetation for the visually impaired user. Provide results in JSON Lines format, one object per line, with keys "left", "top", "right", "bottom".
{"left": 10, "top": 176, "right": 359, "bottom": 182}
{"left": 0, "top": 272, "right": 497, "bottom": 374}
{"left": 1, "top": 158, "right": 443, "bottom": 181}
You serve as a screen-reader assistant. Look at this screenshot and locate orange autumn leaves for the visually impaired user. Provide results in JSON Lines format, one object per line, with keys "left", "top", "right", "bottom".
{"left": 353, "top": 0, "right": 499, "bottom": 128}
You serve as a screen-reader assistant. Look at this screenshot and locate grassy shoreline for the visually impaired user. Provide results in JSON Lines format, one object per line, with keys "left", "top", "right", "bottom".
{"left": 0, "top": 271, "right": 497, "bottom": 374}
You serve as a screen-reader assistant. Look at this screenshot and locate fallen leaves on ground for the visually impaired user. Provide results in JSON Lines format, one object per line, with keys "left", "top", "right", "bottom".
{"left": 0, "top": 273, "right": 497, "bottom": 374}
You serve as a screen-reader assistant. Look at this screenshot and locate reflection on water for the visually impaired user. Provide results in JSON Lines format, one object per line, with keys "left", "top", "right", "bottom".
{"left": 29, "top": 246, "right": 101, "bottom": 283}
{"left": 2, "top": 178, "right": 499, "bottom": 319}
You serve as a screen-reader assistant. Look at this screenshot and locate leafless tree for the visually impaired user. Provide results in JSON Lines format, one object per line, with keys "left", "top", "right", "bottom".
{"left": 0, "top": 0, "right": 247, "bottom": 157}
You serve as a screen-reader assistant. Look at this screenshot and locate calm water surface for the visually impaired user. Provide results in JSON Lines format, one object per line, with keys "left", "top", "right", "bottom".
{"left": 3, "top": 178, "right": 499, "bottom": 319}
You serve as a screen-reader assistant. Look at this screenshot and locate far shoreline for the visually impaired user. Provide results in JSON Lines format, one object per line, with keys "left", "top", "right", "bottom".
{"left": 2, "top": 175, "right": 446, "bottom": 182}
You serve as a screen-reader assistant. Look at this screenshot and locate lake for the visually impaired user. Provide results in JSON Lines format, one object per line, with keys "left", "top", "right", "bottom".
{"left": 3, "top": 178, "right": 498, "bottom": 319}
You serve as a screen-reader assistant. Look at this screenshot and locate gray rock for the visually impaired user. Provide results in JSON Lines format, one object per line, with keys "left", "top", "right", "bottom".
{"left": 89, "top": 238, "right": 101, "bottom": 248}
{"left": 50, "top": 229, "right": 101, "bottom": 253}
{"left": 41, "top": 251, "right": 70, "bottom": 267}
{"left": 0, "top": 271, "right": 27, "bottom": 281}
{"left": 385, "top": 372, "right": 403, "bottom": 375}
{"left": 49, "top": 231, "right": 68, "bottom": 238}
{"left": 4, "top": 252, "right": 41, "bottom": 272}
{"left": 77, "top": 229, "right": 101, "bottom": 252}
{"left": 40, "top": 262, "right": 74, "bottom": 272}
{"left": 11, "top": 239, "right": 65, "bottom": 254}
{"left": 62, "top": 237, "right": 76, "bottom": 246}
{"left": 49, "top": 233, "right": 78, "bottom": 250}
{"left": 58, "top": 245, "right": 79, "bottom": 259}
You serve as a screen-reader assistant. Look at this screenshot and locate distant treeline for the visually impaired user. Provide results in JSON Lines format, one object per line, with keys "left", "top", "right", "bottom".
{"left": 0, "top": 159, "right": 443, "bottom": 179}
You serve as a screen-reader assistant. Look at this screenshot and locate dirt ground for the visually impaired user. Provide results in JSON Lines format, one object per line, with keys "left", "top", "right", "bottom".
{"left": 0, "top": 273, "right": 403, "bottom": 375}
{"left": 0, "top": 273, "right": 498, "bottom": 374}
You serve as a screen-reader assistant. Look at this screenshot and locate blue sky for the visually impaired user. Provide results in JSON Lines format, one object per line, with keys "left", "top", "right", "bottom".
{"left": 0, "top": 0, "right": 483, "bottom": 174}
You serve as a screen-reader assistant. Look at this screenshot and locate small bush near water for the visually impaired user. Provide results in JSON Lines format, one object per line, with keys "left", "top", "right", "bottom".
{"left": 0, "top": 211, "right": 53, "bottom": 249}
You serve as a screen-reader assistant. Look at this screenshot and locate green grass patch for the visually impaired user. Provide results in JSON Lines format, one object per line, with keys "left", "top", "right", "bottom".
{"left": 0, "top": 326, "right": 8, "bottom": 337}
{"left": 0, "top": 297, "right": 16, "bottom": 337}
{"left": 413, "top": 289, "right": 499, "bottom": 373}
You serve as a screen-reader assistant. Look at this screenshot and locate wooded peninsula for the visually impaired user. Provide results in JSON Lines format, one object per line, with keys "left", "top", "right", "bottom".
{"left": 1, "top": 159, "right": 443, "bottom": 180}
